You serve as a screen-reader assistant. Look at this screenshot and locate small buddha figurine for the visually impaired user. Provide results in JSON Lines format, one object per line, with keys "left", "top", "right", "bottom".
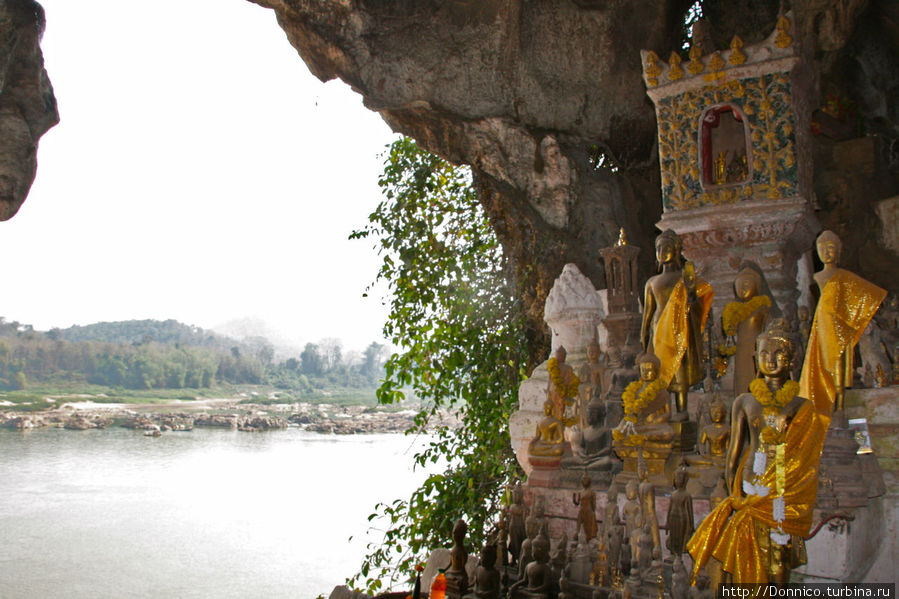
{"left": 665, "top": 464, "right": 694, "bottom": 557}
{"left": 447, "top": 518, "right": 470, "bottom": 597}
{"left": 464, "top": 542, "right": 501, "bottom": 599}
{"left": 627, "top": 512, "right": 644, "bottom": 577}
{"left": 801, "top": 230, "right": 886, "bottom": 417}
{"left": 722, "top": 265, "right": 772, "bottom": 396}
{"left": 605, "top": 346, "right": 635, "bottom": 398}
{"left": 508, "top": 523, "right": 552, "bottom": 599}
{"left": 507, "top": 485, "right": 528, "bottom": 565}
{"left": 636, "top": 455, "right": 661, "bottom": 559}
{"left": 573, "top": 397, "right": 613, "bottom": 464}
{"left": 572, "top": 475, "right": 598, "bottom": 541}
{"left": 690, "top": 321, "right": 829, "bottom": 583}
{"left": 637, "top": 523, "right": 654, "bottom": 575}
{"left": 641, "top": 229, "right": 714, "bottom": 420}
{"left": 578, "top": 341, "right": 606, "bottom": 408}
{"left": 602, "top": 484, "right": 621, "bottom": 542}
{"left": 698, "top": 400, "right": 730, "bottom": 463}
{"left": 797, "top": 305, "right": 811, "bottom": 349}
{"left": 547, "top": 345, "right": 579, "bottom": 422}
{"left": 622, "top": 480, "right": 641, "bottom": 540}
{"left": 518, "top": 516, "right": 540, "bottom": 581}
{"left": 593, "top": 532, "right": 610, "bottom": 587}
{"left": 528, "top": 400, "right": 564, "bottom": 459}
{"left": 614, "top": 353, "right": 674, "bottom": 444}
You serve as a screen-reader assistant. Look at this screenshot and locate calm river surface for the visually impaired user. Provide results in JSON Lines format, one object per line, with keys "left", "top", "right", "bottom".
{"left": 0, "top": 427, "right": 435, "bottom": 598}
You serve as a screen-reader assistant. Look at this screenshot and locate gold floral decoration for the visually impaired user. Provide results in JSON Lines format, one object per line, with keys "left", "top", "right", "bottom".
{"left": 722, "top": 295, "right": 772, "bottom": 336}
{"left": 687, "top": 43, "right": 704, "bottom": 75}
{"left": 668, "top": 52, "right": 684, "bottom": 81}
{"left": 621, "top": 378, "right": 667, "bottom": 422}
{"left": 750, "top": 378, "right": 799, "bottom": 446}
{"left": 547, "top": 357, "right": 580, "bottom": 399}
{"left": 729, "top": 35, "right": 746, "bottom": 65}
{"left": 645, "top": 51, "right": 662, "bottom": 87}
{"left": 774, "top": 15, "right": 792, "bottom": 49}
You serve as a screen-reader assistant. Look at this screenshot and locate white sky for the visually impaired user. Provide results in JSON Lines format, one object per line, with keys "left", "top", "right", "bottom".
{"left": 1, "top": 0, "right": 398, "bottom": 351}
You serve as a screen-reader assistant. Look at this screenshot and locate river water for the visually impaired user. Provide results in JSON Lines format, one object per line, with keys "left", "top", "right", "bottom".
{"left": 0, "top": 427, "right": 435, "bottom": 598}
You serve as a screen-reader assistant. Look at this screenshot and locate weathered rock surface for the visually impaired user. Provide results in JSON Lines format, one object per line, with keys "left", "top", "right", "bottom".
{"left": 0, "top": 0, "right": 58, "bottom": 220}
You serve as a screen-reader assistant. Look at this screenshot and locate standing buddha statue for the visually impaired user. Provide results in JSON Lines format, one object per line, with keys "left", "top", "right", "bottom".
{"left": 641, "top": 229, "right": 714, "bottom": 420}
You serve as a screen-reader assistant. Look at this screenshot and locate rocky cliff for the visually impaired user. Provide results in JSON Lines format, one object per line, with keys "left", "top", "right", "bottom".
{"left": 0, "top": 0, "right": 57, "bottom": 220}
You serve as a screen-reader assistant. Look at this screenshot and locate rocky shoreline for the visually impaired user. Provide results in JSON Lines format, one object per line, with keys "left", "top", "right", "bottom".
{"left": 0, "top": 400, "right": 457, "bottom": 435}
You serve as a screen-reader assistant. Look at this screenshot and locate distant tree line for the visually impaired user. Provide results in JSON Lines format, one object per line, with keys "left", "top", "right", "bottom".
{"left": 0, "top": 318, "right": 387, "bottom": 392}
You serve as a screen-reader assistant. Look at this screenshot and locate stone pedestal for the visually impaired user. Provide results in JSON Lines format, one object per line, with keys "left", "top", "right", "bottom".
{"left": 613, "top": 441, "right": 673, "bottom": 490}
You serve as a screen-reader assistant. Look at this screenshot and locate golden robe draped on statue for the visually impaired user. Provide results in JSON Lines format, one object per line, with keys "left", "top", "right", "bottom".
{"left": 687, "top": 400, "right": 827, "bottom": 583}
{"left": 652, "top": 279, "right": 714, "bottom": 387}
{"left": 799, "top": 269, "right": 886, "bottom": 415}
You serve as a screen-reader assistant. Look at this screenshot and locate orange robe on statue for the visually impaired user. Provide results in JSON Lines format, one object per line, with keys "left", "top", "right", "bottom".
{"left": 687, "top": 400, "right": 826, "bottom": 583}
{"left": 800, "top": 269, "right": 886, "bottom": 415}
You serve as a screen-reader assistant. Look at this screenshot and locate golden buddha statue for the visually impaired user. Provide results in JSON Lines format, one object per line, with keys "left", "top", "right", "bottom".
{"left": 699, "top": 400, "right": 730, "bottom": 463}
{"left": 722, "top": 265, "right": 772, "bottom": 396}
{"left": 800, "top": 230, "right": 886, "bottom": 416}
{"left": 688, "top": 321, "right": 828, "bottom": 583}
{"left": 641, "top": 230, "right": 714, "bottom": 419}
{"left": 529, "top": 400, "right": 565, "bottom": 459}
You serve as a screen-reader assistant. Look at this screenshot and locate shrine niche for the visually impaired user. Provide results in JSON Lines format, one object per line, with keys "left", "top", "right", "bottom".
{"left": 641, "top": 15, "right": 817, "bottom": 322}
{"left": 699, "top": 104, "right": 750, "bottom": 187}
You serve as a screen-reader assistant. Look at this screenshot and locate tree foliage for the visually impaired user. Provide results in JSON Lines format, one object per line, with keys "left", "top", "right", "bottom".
{"left": 349, "top": 137, "right": 529, "bottom": 593}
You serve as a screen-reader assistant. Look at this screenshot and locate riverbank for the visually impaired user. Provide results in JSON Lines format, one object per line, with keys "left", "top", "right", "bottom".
{"left": 0, "top": 397, "right": 458, "bottom": 435}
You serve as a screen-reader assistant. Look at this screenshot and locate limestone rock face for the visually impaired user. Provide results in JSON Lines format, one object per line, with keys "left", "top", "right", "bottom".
{"left": 0, "top": 0, "right": 58, "bottom": 220}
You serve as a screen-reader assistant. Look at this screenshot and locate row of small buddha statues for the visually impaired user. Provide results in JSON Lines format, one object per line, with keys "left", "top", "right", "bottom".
{"left": 438, "top": 468, "right": 709, "bottom": 599}
{"left": 524, "top": 228, "right": 888, "bottom": 584}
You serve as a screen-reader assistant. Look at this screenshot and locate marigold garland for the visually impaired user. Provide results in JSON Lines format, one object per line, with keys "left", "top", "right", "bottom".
{"left": 750, "top": 378, "right": 799, "bottom": 446}
{"left": 722, "top": 295, "right": 772, "bottom": 336}
{"left": 621, "top": 378, "right": 667, "bottom": 422}
{"left": 547, "top": 357, "right": 580, "bottom": 399}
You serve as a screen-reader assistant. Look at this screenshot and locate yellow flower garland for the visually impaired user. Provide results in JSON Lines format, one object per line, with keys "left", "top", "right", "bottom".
{"left": 621, "top": 378, "right": 667, "bottom": 422}
{"left": 722, "top": 295, "right": 771, "bottom": 336}
{"left": 547, "top": 357, "right": 580, "bottom": 399}
{"left": 749, "top": 378, "right": 799, "bottom": 445}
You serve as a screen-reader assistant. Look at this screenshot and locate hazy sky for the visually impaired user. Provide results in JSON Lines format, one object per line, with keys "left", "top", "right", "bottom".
{"left": 1, "top": 0, "right": 399, "bottom": 351}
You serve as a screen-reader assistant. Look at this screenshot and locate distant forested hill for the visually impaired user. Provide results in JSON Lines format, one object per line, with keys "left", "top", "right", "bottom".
{"left": 54, "top": 319, "right": 232, "bottom": 349}
{"left": 0, "top": 317, "right": 387, "bottom": 397}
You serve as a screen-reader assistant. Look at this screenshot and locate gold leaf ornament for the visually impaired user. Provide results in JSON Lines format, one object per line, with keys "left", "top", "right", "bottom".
{"left": 668, "top": 52, "right": 684, "bottom": 81}
{"left": 645, "top": 51, "right": 662, "bottom": 87}
{"left": 729, "top": 35, "right": 747, "bottom": 65}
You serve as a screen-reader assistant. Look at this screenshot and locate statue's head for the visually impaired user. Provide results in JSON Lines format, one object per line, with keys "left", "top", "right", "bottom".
{"left": 798, "top": 305, "right": 809, "bottom": 321}
{"left": 587, "top": 341, "right": 600, "bottom": 362}
{"left": 625, "top": 479, "right": 638, "bottom": 499}
{"left": 453, "top": 518, "right": 468, "bottom": 542}
{"left": 480, "top": 542, "right": 497, "bottom": 567}
{"left": 734, "top": 266, "right": 763, "bottom": 301}
{"left": 636, "top": 352, "right": 661, "bottom": 382}
{"left": 710, "top": 400, "right": 727, "bottom": 423}
{"left": 816, "top": 230, "right": 842, "bottom": 265}
{"left": 525, "top": 515, "right": 540, "bottom": 539}
{"left": 674, "top": 462, "right": 689, "bottom": 489}
{"left": 581, "top": 474, "right": 591, "bottom": 489}
{"left": 655, "top": 229, "right": 683, "bottom": 267}
{"left": 555, "top": 345, "right": 567, "bottom": 362}
{"left": 607, "top": 483, "right": 618, "bottom": 502}
{"left": 607, "top": 346, "right": 622, "bottom": 367}
{"left": 586, "top": 398, "right": 605, "bottom": 425}
{"left": 542, "top": 400, "right": 554, "bottom": 417}
{"left": 755, "top": 319, "right": 794, "bottom": 379}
